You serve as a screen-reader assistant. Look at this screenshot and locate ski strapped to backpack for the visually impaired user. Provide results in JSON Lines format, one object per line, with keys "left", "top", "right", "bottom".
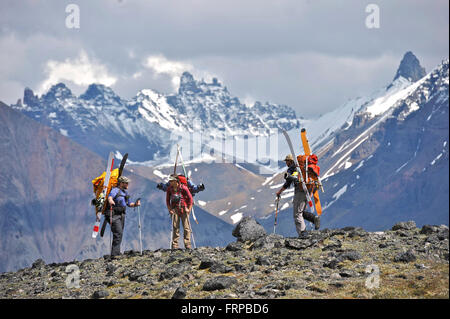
{"left": 177, "top": 144, "right": 199, "bottom": 225}
{"left": 90, "top": 153, "right": 128, "bottom": 238}
{"left": 282, "top": 130, "right": 315, "bottom": 213}
{"left": 300, "top": 128, "right": 324, "bottom": 216}
{"left": 91, "top": 152, "right": 115, "bottom": 238}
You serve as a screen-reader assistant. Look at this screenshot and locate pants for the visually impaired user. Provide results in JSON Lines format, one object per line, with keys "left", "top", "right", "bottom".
{"left": 293, "top": 190, "right": 316, "bottom": 235}
{"left": 108, "top": 212, "right": 125, "bottom": 256}
{"left": 171, "top": 211, "right": 192, "bottom": 249}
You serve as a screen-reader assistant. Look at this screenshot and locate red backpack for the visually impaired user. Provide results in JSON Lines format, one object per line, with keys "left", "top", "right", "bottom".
{"left": 177, "top": 174, "right": 188, "bottom": 186}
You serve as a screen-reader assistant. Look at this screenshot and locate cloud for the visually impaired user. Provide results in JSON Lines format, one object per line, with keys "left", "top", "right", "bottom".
{"left": 142, "top": 54, "right": 194, "bottom": 89}
{"left": 38, "top": 50, "right": 117, "bottom": 94}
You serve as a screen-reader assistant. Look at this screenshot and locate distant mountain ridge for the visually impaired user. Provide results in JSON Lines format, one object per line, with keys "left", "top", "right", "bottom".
{"left": 12, "top": 72, "right": 301, "bottom": 163}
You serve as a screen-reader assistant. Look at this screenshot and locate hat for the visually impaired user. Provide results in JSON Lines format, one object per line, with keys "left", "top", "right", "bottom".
{"left": 118, "top": 176, "right": 130, "bottom": 183}
{"left": 283, "top": 154, "right": 294, "bottom": 162}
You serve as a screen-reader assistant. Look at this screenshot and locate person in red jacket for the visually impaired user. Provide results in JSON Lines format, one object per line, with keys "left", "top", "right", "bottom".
{"left": 166, "top": 174, "right": 193, "bottom": 249}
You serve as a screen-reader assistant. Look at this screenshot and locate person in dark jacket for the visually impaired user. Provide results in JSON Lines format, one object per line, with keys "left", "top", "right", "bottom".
{"left": 276, "top": 154, "right": 320, "bottom": 235}
{"left": 107, "top": 176, "right": 140, "bottom": 257}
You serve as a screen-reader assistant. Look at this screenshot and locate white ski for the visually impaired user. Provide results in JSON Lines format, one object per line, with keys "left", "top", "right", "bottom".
{"left": 282, "top": 130, "right": 315, "bottom": 213}
{"left": 92, "top": 151, "right": 115, "bottom": 239}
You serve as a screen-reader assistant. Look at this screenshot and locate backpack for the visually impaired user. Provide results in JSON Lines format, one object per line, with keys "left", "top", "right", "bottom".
{"left": 177, "top": 174, "right": 188, "bottom": 186}
{"left": 297, "top": 154, "right": 321, "bottom": 191}
{"left": 91, "top": 168, "right": 120, "bottom": 213}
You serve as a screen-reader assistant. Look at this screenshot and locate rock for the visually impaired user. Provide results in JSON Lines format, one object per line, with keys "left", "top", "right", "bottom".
{"left": 420, "top": 225, "right": 439, "bottom": 234}
{"left": 330, "top": 273, "right": 342, "bottom": 280}
{"left": 232, "top": 217, "right": 266, "bottom": 242}
{"left": 394, "top": 250, "right": 417, "bottom": 263}
{"left": 306, "top": 284, "right": 327, "bottom": 293}
{"left": 202, "top": 276, "right": 237, "bottom": 291}
{"left": 32, "top": 259, "right": 45, "bottom": 269}
{"left": 199, "top": 259, "right": 214, "bottom": 270}
{"left": 210, "top": 262, "right": 233, "bottom": 273}
{"left": 255, "top": 256, "right": 271, "bottom": 266}
{"left": 322, "top": 240, "right": 342, "bottom": 251}
{"left": 339, "top": 250, "right": 362, "bottom": 261}
{"left": 392, "top": 221, "right": 416, "bottom": 231}
{"left": 159, "top": 263, "right": 188, "bottom": 281}
{"left": 129, "top": 270, "right": 147, "bottom": 281}
{"left": 252, "top": 234, "right": 284, "bottom": 250}
{"left": 233, "top": 263, "right": 247, "bottom": 273}
{"left": 285, "top": 237, "right": 318, "bottom": 250}
{"left": 226, "top": 242, "right": 244, "bottom": 251}
{"left": 323, "top": 259, "right": 340, "bottom": 269}
{"left": 92, "top": 290, "right": 109, "bottom": 299}
{"left": 339, "top": 270, "right": 357, "bottom": 278}
{"left": 172, "top": 287, "right": 187, "bottom": 299}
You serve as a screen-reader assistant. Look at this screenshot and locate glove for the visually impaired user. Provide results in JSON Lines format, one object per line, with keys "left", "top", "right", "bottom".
{"left": 198, "top": 183, "right": 205, "bottom": 191}
{"left": 156, "top": 183, "right": 164, "bottom": 190}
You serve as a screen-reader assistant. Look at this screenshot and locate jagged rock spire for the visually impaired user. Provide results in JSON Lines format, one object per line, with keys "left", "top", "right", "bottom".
{"left": 393, "top": 51, "right": 426, "bottom": 82}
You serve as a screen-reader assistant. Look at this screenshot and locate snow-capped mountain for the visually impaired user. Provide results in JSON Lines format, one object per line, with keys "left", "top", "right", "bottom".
{"left": 300, "top": 52, "right": 433, "bottom": 153}
{"left": 11, "top": 72, "right": 300, "bottom": 163}
{"left": 257, "top": 53, "right": 449, "bottom": 233}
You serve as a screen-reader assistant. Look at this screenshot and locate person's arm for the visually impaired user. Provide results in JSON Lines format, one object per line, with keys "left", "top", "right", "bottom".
{"left": 166, "top": 189, "right": 174, "bottom": 214}
{"left": 276, "top": 186, "right": 286, "bottom": 198}
{"left": 108, "top": 188, "right": 118, "bottom": 207}
{"left": 129, "top": 198, "right": 141, "bottom": 207}
{"left": 183, "top": 186, "right": 193, "bottom": 213}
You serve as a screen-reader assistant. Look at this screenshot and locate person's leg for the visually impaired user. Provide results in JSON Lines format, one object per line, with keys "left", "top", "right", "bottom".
{"left": 293, "top": 191, "right": 307, "bottom": 235}
{"left": 111, "top": 214, "right": 124, "bottom": 256}
{"left": 181, "top": 213, "right": 192, "bottom": 249}
{"left": 171, "top": 213, "right": 181, "bottom": 249}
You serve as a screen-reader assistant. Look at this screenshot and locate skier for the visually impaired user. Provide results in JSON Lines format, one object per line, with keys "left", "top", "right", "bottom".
{"left": 276, "top": 154, "right": 320, "bottom": 235}
{"left": 106, "top": 176, "right": 141, "bottom": 257}
{"left": 166, "top": 174, "right": 193, "bottom": 249}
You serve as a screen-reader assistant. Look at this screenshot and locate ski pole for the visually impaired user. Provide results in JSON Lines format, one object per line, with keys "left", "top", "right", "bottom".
{"left": 110, "top": 206, "right": 114, "bottom": 257}
{"left": 138, "top": 207, "right": 143, "bottom": 255}
{"left": 169, "top": 212, "right": 174, "bottom": 249}
{"left": 187, "top": 211, "right": 196, "bottom": 249}
{"left": 135, "top": 198, "right": 143, "bottom": 255}
{"left": 273, "top": 196, "right": 280, "bottom": 234}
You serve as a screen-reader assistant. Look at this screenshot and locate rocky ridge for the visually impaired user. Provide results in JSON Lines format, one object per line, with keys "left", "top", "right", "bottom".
{"left": 0, "top": 218, "right": 448, "bottom": 299}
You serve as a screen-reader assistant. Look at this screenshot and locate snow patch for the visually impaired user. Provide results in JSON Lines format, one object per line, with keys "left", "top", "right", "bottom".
{"left": 353, "top": 160, "right": 364, "bottom": 172}
{"left": 230, "top": 212, "right": 243, "bottom": 224}
{"left": 153, "top": 169, "right": 166, "bottom": 180}
{"left": 59, "top": 129, "right": 68, "bottom": 137}
{"left": 323, "top": 184, "right": 348, "bottom": 210}
{"left": 431, "top": 153, "right": 443, "bottom": 165}
{"left": 197, "top": 200, "right": 207, "bottom": 206}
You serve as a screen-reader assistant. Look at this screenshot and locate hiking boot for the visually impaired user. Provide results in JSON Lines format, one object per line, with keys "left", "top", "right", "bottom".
{"left": 314, "top": 215, "right": 321, "bottom": 230}
{"left": 298, "top": 231, "right": 309, "bottom": 238}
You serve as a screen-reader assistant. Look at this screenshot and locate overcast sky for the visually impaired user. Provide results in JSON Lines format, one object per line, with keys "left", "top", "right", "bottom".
{"left": 0, "top": 0, "right": 448, "bottom": 118}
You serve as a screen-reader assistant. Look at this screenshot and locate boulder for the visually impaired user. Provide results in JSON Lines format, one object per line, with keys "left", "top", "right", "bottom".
{"left": 202, "top": 276, "right": 237, "bottom": 291}
{"left": 232, "top": 217, "right": 266, "bottom": 242}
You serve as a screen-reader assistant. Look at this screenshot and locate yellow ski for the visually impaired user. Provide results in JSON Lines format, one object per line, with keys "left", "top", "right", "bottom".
{"left": 300, "top": 128, "right": 323, "bottom": 216}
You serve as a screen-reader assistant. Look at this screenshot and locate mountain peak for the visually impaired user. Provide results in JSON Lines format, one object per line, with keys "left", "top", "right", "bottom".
{"left": 393, "top": 51, "right": 426, "bottom": 82}
{"left": 178, "top": 71, "right": 201, "bottom": 95}
{"left": 79, "top": 83, "right": 118, "bottom": 101}
{"left": 23, "top": 87, "right": 39, "bottom": 107}
{"left": 42, "top": 83, "right": 73, "bottom": 101}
